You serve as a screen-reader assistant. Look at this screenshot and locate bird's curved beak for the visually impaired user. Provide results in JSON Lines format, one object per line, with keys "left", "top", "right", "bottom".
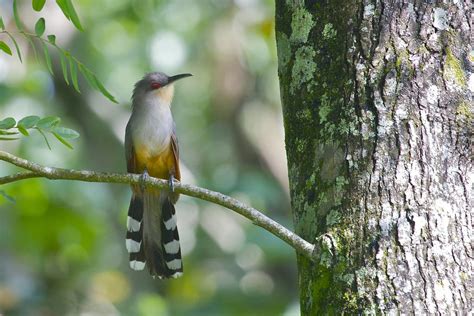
{"left": 168, "top": 73, "right": 193, "bottom": 84}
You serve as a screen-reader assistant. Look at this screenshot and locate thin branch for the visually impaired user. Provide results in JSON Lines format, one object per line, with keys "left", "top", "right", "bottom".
{"left": 0, "top": 171, "right": 42, "bottom": 184}
{"left": 0, "top": 150, "right": 316, "bottom": 260}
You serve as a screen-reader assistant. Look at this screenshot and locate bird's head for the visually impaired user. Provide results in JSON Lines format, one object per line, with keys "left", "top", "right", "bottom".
{"left": 133, "top": 72, "right": 192, "bottom": 105}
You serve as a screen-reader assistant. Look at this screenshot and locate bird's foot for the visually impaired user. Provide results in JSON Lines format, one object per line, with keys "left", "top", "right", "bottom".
{"left": 168, "top": 174, "right": 175, "bottom": 193}
{"left": 140, "top": 168, "right": 150, "bottom": 192}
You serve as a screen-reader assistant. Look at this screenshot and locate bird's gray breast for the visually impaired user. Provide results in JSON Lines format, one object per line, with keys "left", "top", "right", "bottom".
{"left": 129, "top": 99, "right": 174, "bottom": 157}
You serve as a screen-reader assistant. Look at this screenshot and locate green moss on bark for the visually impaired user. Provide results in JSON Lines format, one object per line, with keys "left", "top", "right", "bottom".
{"left": 456, "top": 100, "right": 474, "bottom": 124}
{"left": 290, "top": 7, "right": 314, "bottom": 43}
{"left": 276, "top": 1, "right": 366, "bottom": 314}
{"left": 444, "top": 48, "right": 466, "bottom": 87}
{"left": 291, "top": 46, "right": 317, "bottom": 93}
{"left": 322, "top": 23, "right": 337, "bottom": 39}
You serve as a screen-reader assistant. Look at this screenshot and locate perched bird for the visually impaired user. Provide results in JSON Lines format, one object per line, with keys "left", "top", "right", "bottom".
{"left": 124, "top": 72, "right": 192, "bottom": 279}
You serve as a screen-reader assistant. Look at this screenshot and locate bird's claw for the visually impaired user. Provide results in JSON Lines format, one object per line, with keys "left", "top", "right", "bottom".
{"left": 140, "top": 169, "right": 150, "bottom": 192}
{"left": 169, "top": 174, "right": 175, "bottom": 193}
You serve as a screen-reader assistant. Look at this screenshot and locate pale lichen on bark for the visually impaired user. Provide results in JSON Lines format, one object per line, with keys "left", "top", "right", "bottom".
{"left": 276, "top": 0, "right": 473, "bottom": 314}
{"left": 362, "top": 1, "right": 473, "bottom": 313}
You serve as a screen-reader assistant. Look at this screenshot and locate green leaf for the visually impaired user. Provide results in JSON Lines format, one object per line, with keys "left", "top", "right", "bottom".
{"left": 6, "top": 33, "right": 22, "bottom": 62}
{"left": 25, "top": 35, "right": 38, "bottom": 61}
{"left": 59, "top": 51, "right": 69, "bottom": 85}
{"left": 0, "top": 17, "right": 4, "bottom": 30}
{"left": 36, "top": 128, "right": 51, "bottom": 149}
{"left": 52, "top": 126, "right": 79, "bottom": 139}
{"left": 52, "top": 132, "right": 73, "bottom": 149}
{"left": 47, "top": 34, "right": 56, "bottom": 44}
{"left": 93, "top": 74, "right": 118, "bottom": 103}
{"left": 78, "top": 65, "right": 98, "bottom": 89}
{"left": 18, "top": 115, "right": 40, "bottom": 129}
{"left": 0, "top": 137, "right": 20, "bottom": 141}
{"left": 35, "top": 18, "right": 46, "bottom": 36}
{"left": 78, "top": 65, "right": 118, "bottom": 102}
{"left": 56, "top": 0, "right": 70, "bottom": 19}
{"left": 13, "top": 0, "right": 23, "bottom": 31}
{"left": 0, "top": 130, "right": 18, "bottom": 135}
{"left": 65, "top": 0, "right": 83, "bottom": 31}
{"left": 0, "top": 41, "right": 12, "bottom": 56}
{"left": 17, "top": 126, "right": 29, "bottom": 136}
{"left": 41, "top": 42, "right": 53, "bottom": 75}
{"left": 69, "top": 57, "right": 80, "bottom": 92}
{"left": 0, "top": 117, "right": 16, "bottom": 129}
{"left": 56, "top": 0, "right": 83, "bottom": 31}
{"left": 32, "top": 0, "right": 46, "bottom": 11}
{"left": 37, "top": 116, "right": 61, "bottom": 129}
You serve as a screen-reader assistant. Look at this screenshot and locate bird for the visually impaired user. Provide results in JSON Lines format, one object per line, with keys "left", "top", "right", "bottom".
{"left": 124, "top": 71, "right": 192, "bottom": 279}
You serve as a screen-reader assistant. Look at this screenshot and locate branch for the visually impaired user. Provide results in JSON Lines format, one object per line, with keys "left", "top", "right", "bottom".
{"left": 0, "top": 150, "right": 316, "bottom": 260}
{"left": 0, "top": 171, "right": 42, "bottom": 183}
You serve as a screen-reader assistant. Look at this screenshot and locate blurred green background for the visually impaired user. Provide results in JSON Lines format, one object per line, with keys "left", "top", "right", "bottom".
{"left": 0, "top": 0, "right": 297, "bottom": 315}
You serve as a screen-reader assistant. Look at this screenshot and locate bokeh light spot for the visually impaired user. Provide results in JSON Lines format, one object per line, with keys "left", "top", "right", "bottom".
{"left": 149, "top": 32, "right": 187, "bottom": 73}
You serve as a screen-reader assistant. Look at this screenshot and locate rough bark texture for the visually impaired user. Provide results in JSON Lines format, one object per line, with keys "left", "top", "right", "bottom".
{"left": 275, "top": 0, "right": 472, "bottom": 314}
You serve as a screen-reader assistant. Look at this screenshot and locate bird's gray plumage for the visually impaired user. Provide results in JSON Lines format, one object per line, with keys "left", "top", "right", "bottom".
{"left": 125, "top": 71, "right": 186, "bottom": 279}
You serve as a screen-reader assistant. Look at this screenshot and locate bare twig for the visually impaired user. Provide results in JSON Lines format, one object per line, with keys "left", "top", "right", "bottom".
{"left": 0, "top": 150, "right": 316, "bottom": 260}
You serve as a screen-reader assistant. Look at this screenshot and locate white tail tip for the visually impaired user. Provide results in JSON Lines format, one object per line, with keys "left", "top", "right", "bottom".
{"left": 130, "top": 260, "right": 146, "bottom": 271}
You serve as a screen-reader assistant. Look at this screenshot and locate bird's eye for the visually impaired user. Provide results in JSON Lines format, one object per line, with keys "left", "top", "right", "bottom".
{"left": 150, "top": 82, "right": 161, "bottom": 89}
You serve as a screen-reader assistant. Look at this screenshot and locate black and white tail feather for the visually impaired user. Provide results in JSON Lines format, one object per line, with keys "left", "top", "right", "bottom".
{"left": 126, "top": 190, "right": 183, "bottom": 279}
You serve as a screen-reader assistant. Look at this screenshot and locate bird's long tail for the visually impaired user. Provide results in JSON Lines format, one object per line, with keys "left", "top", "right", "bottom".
{"left": 125, "top": 189, "right": 183, "bottom": 278}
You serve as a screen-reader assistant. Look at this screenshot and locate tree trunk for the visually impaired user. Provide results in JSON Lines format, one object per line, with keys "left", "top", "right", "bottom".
{"left": 275, "top": 0, "right": 472, "bottom": 314}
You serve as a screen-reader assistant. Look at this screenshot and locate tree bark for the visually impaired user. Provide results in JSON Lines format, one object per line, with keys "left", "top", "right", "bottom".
{"left": 275, "top": 0, "right": 472, "bottom": 314}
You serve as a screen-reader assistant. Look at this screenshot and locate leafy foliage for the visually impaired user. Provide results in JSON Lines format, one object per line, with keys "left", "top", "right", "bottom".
{"left": 57, "top": 0, "right": 84, "bottom": 31}
{"left": 0, "top": 116, "right": 80, "bottom": 149}
{"left": 5, "top": 31, "right": 22, "bottom": 61}
{"left": 0, "top": 0, "right": 117, "bottom": 103}
{"left": 0, "top": 0, "right": 118, "bottom": 149}
{"left": 13, "top": 0, "right": 23, "bottom": 31}
{"left": 34, "top": 17, "right": 45, "bottom": 36}
{"left": 32, "top": 0, "right": 47, "bottom": 12}
{"left": 0, "top": 40, "right": 12, "bottom": 55}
